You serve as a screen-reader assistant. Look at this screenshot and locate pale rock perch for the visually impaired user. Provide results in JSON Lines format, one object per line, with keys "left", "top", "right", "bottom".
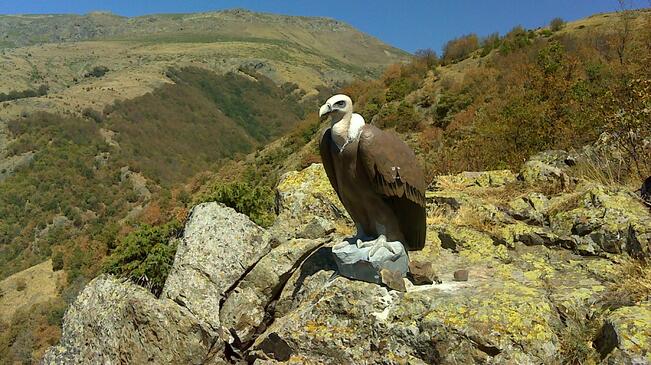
{"left": 318, "top": 94, "right": 427, "bottom": 286}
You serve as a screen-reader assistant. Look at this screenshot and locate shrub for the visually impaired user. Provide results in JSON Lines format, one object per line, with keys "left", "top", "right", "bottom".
{"left": 442, "top": 34, "right": 480, "bottom": 63}
{"left": 51, "top": 251, "right": 64, "bottom": 271}
{"left": 104, "top": 221, "right": 182, "bottom": 296}
{"left": 413, "top": 48, "right": 440, "bottom": 69}
{"left": 82, "top": 108, "right": 104, "bottom": 123}
{"left": 15, "top": 278, "right": 27, "bottom": 291}
{"left": 550, "top": 17, "right": 565, "bottom": 32}
{"left": 200, "top": 182, "right": 275, "bottom": 227}
{"left": 480, "top": 32, "right": 501, "bottom": 57}
{"left": 84, "top": 66, "right": 109, "bottom": 78}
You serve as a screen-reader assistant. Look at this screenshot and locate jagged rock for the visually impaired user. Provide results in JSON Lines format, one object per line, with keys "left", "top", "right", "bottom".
{"left": 41, "top": 275, "right": 215, "bottom": 365}
{"left": 380, "top": 269, "right": 407, "bottom": 292}
{"left": 331, "top": 237, "right": 409, "bottom": 285}
{"left": 297, "top": 216, "right": 335, "bottom": 239}
{"left": 519, "top": 150, "right": 575, "bottom": 186}
{"left": 595, "top": 303, "right": 651, "bottom": 364}
{"left": 219, "top": 238, "right": 325, "bottom": 345}
{"left": 506, "top": 192, "right": 549, "bottom": 225}
{"left": 432, "top": 170, "right": 517, "bottom": 190}
{"left": 163, "top": 203, "right": 271, "bottom": 334}
{"left": 549, "top": 183, "right": 651, "bottom": 257}
{"left": 271, "top": 163, "right": 351, "bottom": 241}
{"left": 250, "top": 274, "right": 561, "bottom": 364}
{"left": 408, "top": 260, "right": 439, "bottom": 285}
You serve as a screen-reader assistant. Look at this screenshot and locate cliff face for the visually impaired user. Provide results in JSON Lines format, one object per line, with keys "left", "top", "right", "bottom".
{"left": 43, "top": 147, "right": 651, "bottom": 364}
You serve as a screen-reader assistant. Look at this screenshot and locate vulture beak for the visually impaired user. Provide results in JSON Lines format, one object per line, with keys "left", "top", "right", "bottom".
{"left": 319, "top": 103, "right": 332, "bottom": 119}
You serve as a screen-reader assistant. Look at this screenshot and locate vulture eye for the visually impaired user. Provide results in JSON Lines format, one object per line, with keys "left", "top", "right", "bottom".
{"left": 334, "top": 100, "right": 346, "bottom": 108}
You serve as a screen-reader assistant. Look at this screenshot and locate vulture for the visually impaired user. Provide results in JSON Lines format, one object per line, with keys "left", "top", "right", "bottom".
{"left": 318, "top": 94, "right": 426, "bottom": 251}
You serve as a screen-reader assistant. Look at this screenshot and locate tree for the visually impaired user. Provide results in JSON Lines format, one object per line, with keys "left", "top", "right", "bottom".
{"left": 615, "top": 0, "right": 633, "bottom": 65}
{"left": 550, "top": 17, "right": 565, "bottom": 32}
{"left": 442, "top": 34, "right": 480, "bottom": 64}
{"left": 414, "top": 48, "right": 439, "bottom": 69}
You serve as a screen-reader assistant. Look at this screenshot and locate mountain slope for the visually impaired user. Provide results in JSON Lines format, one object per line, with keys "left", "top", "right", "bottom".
{"left": 0, "top": 9, "right": 408, "bottom": 122}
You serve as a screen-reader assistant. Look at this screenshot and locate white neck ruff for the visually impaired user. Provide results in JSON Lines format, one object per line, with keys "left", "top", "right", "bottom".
{"left": 332, "top": 113, "right": 365, "bottom": 151}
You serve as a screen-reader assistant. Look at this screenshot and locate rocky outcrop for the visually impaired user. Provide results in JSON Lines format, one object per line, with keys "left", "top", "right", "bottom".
{"left": 595, "top": 303, "right": 651, "bottom": 364}
{"left": 43, "top": 154, "right": 651, "bottom": 364}
{"left": 271, "top": 163, "right": 351, "bottom": 242}
{"left": 42, "top": 276, "right": 216, "bottom": 365}
{"left": 163, "top": 203, "right": 271, "bottom": 335}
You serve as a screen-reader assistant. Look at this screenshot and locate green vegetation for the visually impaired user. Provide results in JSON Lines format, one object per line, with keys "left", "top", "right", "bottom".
{"left": 0, "top": 84, "right": 48, "bottom": 102}
{"left": 104, "top": 221, "right": 181, "bottom": 296}
{"left": 104, "top": 67, "right": 305, "bottom": 184}
{"left": 84, "top": 65, "right": 109, "bottom": 78}
{"left": 199, "top": 182, "right": 275, "bottom": 227}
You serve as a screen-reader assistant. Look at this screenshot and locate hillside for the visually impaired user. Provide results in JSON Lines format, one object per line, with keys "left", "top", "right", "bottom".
{"left": 0, "top": 9, "right": 408, "bottom": 122}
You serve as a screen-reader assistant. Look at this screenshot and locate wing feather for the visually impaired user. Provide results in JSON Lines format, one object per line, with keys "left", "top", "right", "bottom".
{"left": 319, "top": 128, "right": 341, "bottom": 201}
{"left": 358, "top": 125, "right": 426, "bottom": 250}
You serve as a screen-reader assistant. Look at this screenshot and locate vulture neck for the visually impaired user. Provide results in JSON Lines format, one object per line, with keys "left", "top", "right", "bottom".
{"left": 331, "top": 113, "right": 364, "bottom": 151}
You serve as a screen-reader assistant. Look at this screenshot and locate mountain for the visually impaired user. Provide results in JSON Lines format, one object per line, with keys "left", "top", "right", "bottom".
{"left": 0, "top": 9, "right": 408, "bottom": 122}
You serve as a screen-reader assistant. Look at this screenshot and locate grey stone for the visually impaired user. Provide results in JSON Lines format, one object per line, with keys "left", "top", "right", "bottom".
{"left": 41, "top": 275, "right": 214, "bottom": 365}
{"left": 331, "top": 235, "right": 408, "bottom": 284}
{"left": 162, "top": 203, "right": 271, "bottom": 333}
{"left": 219, "top": 238, "right": 325, "bottom": 344}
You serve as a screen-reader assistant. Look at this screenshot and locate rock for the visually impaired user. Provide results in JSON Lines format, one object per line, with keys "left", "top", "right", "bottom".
{"left": 219, "top": 238, "right": 325, "bottom": 345}
{"left": 435, "top": 224, "right": 509, "bottom": 263}
{"left": 519, "top": 150, "right": 575, "bottom": 186}
{"left": 380, "top": 269, "right": 406, "bottom": 292}
{"left": 506, "top": 192, "right": 549, "bottom": 226}
{"left": 549, "top": 183, "right": 651, "bottom": 257}
{"left": 408, "top": 260, "right": 439, "bottom": 285}
{"left": 331, "top": 236, "right": 409, "bottom": 285}
{"left": 250, "top": 273, "right": 562, "bottom": 364}
{"left": 297, "top": 216, "right": 335, "bottom": 239}
{"left": 453, "top": 269, "right": 469, "bottom": 281}
{"left": 595, "top": 303, "right": 651, "bottom": 364}
{"left": 41, "top": 275, "right": 215, "bottom": 365}
{"left": 432, "top": 170, "right": 517, "bottom": 190}
{"left": 162, "top": 203, "right": 271, "bottom": 334}
{"left": 271, "top": 163, "right": 351, "bottom": 241}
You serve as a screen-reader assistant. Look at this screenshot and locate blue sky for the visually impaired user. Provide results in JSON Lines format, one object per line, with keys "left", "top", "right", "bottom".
{"left": 1, "top": 1, "right": 648, "bottom": 53}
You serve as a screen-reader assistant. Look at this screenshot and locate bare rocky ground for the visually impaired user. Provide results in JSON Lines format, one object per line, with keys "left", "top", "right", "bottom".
{"left": 42, "top": 145, "right": 651, "bottom": 364}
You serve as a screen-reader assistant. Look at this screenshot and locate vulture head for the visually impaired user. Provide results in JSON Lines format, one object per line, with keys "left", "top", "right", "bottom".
{"left": 319, "top": 94, "right": 353, "bottom": 126}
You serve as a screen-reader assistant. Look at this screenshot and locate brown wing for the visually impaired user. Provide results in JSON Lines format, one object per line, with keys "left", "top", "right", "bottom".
{"left": 319, "top": 128, "right": 342, "bottom": 202}
{"left": 358, "top": 125, "right": 426, "bottom": 250}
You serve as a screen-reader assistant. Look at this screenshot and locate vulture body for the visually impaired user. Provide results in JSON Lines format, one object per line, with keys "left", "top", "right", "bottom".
{"left": 318, "top": 95, "right": 426, "bottom": 250}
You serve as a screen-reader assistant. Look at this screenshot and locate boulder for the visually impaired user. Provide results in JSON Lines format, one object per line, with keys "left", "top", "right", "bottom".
{"left": 162, "top": 203, "right": 271, "bottom": 334}
{"left": 41, "top": 276, "right": 215, "bottom": 365}
{"left": 595, "top": 303, "right": 651, "bottom": 364}
{"left": 431, "top": 170, "right": 517, "bottom": 190}
{"left": 271, "top": 163, "right": 351, "bottom": 241}
{"left": 549, "top": 183, "right": 651, "bottom": 257}
{"left": 219, "top": 238, "right": 325, "bottom": 345}
{"left": 519, "top": 150, "right": 576, "bottom": 186}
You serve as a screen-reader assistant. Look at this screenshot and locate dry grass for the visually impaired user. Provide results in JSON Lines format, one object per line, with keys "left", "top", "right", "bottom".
{"left": 570, "top": 152, "right": 646, "bottom": 190}
{"left": 0, "top": 259, "right": 64, "bottom": 322}
{"left": 601, "top": 259, "right": 651, "bottom": 307}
